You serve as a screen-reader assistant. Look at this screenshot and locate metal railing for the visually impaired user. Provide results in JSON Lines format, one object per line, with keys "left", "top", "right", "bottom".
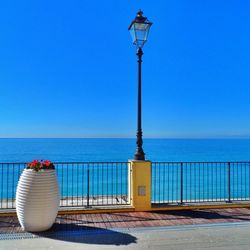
{"left": 152, "top": 162, "right": 250, "bottom": 205}
{"left": 1, "top": 161, "right": 249, "bottom": 210}
{"left": 0, "top": 162, "right": 131, "bottom": 210}
{"left": 0, "top": 163, "right": 24, "bottom": 210}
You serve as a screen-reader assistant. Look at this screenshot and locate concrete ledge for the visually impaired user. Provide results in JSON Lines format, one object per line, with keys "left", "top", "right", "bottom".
{"left": 0, "top": 206, "right": 135, "bottom": 217}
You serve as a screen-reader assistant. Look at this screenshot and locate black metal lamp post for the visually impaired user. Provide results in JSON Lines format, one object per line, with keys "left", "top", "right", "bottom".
{"left": 129, "top": 10, "right": 152, "bottom": 161}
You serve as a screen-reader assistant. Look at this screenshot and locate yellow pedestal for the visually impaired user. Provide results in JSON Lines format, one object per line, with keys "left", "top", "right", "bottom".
{"left": 129, "top": 160, "right": 151, "bottom": 211}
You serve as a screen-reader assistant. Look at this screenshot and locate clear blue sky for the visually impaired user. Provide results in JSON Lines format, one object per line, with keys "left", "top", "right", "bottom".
{"left": 0, "top": 0, "right": 250, "bottom": 138}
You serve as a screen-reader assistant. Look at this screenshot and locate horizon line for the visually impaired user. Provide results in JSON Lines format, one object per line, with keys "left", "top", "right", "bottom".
{"left": 1, "top": 137, "right": 250, "bottom": 140}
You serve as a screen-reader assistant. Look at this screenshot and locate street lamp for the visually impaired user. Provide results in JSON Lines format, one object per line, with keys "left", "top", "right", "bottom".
{"left": 129, "top": 10, "right": 152, "bottom": 161}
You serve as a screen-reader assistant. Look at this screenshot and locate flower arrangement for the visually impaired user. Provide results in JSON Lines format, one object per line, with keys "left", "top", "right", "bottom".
{"left": 27, "top": 160, "right": 55, "bottom": 171}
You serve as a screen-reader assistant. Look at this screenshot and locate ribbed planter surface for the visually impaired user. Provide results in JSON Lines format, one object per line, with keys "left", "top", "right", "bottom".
{"left": 16, "top": 169, "right": 60, "bottom": 232}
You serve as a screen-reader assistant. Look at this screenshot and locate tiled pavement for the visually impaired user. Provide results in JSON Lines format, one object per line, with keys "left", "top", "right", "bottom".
{"left": 1, "top": 208, "right": 250, "bottom": 234}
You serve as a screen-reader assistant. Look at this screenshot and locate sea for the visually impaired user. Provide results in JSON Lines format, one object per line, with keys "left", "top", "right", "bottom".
{"left": 0, "top": 138, "right": 250, "bottom": 201}
{"left": 0, "top": 138, "right": 250, "bottom": 162}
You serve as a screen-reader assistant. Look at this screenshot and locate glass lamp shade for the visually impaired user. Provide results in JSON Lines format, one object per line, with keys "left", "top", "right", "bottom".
{"left": 128, "top": 10, "right": 152, "bottom": 48}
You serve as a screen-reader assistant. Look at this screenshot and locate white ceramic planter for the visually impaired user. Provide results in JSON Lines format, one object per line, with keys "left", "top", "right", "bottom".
{"left": 16, "top": 169, "right": 60, "bottom": 232}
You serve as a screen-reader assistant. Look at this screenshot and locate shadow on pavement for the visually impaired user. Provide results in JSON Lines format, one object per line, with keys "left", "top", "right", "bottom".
{"left": 35, "top": 223, "right": 137, "bottom": 246}
{"left": 156, "top": 209, "right": 250, "bottom": 221}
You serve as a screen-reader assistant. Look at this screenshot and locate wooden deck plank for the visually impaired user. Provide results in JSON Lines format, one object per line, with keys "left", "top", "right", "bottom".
{"left": 0, "top": 208, "right": 250, "bottom": 234}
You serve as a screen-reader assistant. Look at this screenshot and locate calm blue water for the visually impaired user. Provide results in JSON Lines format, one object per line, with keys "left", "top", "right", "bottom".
{"left": 0, "top": 138, "right": 250, "bottom": 202}
{"left": 1, "top": 138, "right": 250, "bottom": 162}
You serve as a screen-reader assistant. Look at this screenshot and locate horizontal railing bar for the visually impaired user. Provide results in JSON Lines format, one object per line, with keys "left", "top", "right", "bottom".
{"left": 152, "top": 162, "right": 250, "bottom": 164}
{"left": 1, "top": 161, "right": 250, "bottom": 166}
{"left": 0, "top": 162, "right": 131, "bottom": 165}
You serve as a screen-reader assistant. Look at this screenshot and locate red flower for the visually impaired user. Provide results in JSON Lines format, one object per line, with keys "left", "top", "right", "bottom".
{"left": 43, "top": 160, "right": 51, "bottom": 167}
{"left": 26, "top": 160, "right": 55, "bottom": 171}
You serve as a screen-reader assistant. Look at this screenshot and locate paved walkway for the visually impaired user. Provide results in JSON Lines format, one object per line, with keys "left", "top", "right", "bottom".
{"left": 0, "top": 208, "right": 250, "bottom": 249}
{"left": 1, "top": 221, "right": 250, "bottom": 249}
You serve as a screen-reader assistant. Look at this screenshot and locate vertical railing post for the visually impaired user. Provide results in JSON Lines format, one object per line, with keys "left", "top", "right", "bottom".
{"left": 180, "top": 162, "right": 183, "bottom": 204}
{"left": 87, "top": 167, "right": 90, "bottom": 207}
{"left": 228, "top": 162, "right": 231, "bottom": 203}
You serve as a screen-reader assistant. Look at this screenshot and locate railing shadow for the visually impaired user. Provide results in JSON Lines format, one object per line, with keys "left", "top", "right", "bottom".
{"left": 35, "top": 223, "right": 137, "bottom": 246}
{"left": 155, "top": 209, "right": 250, "bottom": 221}
{"left": 56, "top": 213, "right": 151, "bottom": 224}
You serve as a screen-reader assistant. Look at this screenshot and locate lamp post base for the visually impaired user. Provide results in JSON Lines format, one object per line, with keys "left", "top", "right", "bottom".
{"left": 134, "top": 147, "right": 145, "bottom": 161}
